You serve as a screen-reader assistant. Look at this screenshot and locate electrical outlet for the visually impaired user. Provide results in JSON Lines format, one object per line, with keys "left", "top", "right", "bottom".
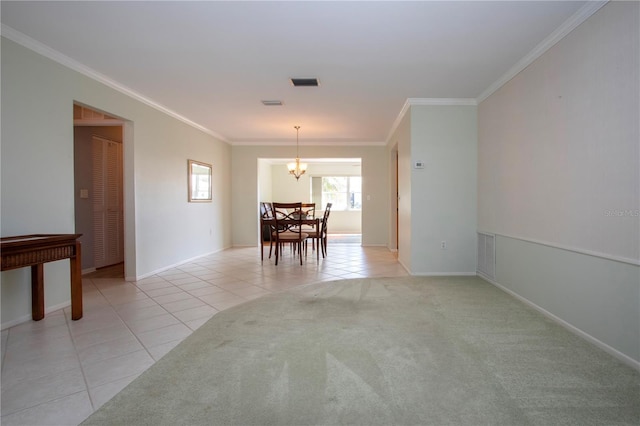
{"left": 441, "top": 241, "right": 447, "bottom": 250}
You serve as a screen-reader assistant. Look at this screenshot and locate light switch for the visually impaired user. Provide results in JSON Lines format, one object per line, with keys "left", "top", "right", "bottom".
{"left": 80, "top": 189, "right": 89, "bottom": 199}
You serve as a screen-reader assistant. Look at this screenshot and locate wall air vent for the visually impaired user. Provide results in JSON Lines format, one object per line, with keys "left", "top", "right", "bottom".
{"left": 290, "top": 78, "right": 319, "bottom": 87}
{"left": 477, "top": 232, "right": 496, "bottom": 280}
{"left": 261, "top": 100, "right": 283, "bottom": 106}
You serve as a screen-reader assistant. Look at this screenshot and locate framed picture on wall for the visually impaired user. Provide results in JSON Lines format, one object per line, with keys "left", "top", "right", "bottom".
{"left": 188, "top": 159, "right": 212, "bottom": 202}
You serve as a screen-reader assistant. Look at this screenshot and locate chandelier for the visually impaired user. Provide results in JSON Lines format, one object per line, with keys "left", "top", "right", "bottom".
{"left": 287, "top": 125, "right": 307, "bottom": 180}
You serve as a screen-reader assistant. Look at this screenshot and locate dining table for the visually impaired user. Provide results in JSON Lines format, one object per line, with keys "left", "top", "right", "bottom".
{"left": 261, "top": 215, "right": 321, "bottom": 261}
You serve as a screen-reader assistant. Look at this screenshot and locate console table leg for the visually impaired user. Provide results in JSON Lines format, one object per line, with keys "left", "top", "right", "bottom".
{"left": 31, "top": 264, "right": 44, "bottom": 321}
{"left": 70, "top": 242, "right": 83, "bottom": 320}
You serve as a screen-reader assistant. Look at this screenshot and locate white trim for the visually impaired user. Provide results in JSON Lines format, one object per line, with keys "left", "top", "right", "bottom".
{"left": 386, "top": 99, "right": 412, "bottom": 145}
{"left": 477, "top": 1, "right": 609, "bottom": 103}
{"left": 412, "top": 272, "right": 477, "bottom": 277}
{"left": 232, "top": 140, "right": 386, "bottom": 147}
{"left": 1, "top": 24, "right": 230, "bottom": 144}
{"left": 407, "top": 98, "right": 477, "bottom": 106}
{"left": 397, "top": 258, "right": 411, "bottom": 274}
{"left": 81, "top": 267, "right": 97, "bottom": 275}
{"left": 130, "top": 247, "right": 229, "bottom": 281}
{"left": 479, "top": 230, "right": 640, "bottom": 267}
{"left": 74, "top": 119, "right": 125, "bottom": 127}
{"left": 385, "top": 98, "right": 477, "bottom": 144}
{"left": 478, "top": 273, "right": 640, "bottom": 372}
{"left": 361, "top": 243, "right": 388, "bottom": 248}
{"left": 1, "top": 301, "right": 71, "bottom": 331}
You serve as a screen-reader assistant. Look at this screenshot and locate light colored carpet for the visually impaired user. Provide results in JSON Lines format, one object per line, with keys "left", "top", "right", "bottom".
{"left": 83, "top": 276, "right": 640, "bottom": 425}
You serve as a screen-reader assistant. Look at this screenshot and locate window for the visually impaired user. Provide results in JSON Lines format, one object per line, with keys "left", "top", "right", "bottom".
{"left": 312, "top": 176, "right": 361, "bottom": 211}
{"left": 187, "top": 160, "right": 212, "bottom": 202}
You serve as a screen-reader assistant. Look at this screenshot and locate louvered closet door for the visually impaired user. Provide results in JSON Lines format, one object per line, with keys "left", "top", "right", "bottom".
{"left": 92, "top": 136, "right": 124, "bottom": 268}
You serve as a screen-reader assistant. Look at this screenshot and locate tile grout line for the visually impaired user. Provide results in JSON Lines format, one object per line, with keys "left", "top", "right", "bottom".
{"left": 114, "top": 277, "right": 182, "bottom": 364}
{"left": 0, "top": 390, "right": 90, "bottom": 423}
{"left": 130, "top": 272, "right": 239, "bottom": 350}
{"left": 78, "top": 278, "right": 173, "bottom": 404}
{"left": 63, "top": 306, "right": 97, "bottom": 413}
{"left": 1, "top": 329, "right": 10, "bottom": 374}
{"left": 0, "top": 307, "right": 97, "bottom": 418}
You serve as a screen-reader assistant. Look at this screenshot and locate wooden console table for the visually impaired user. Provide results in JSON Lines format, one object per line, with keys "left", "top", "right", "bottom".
{"left": 1, "top": 234, "right": 83, "bottom": 321}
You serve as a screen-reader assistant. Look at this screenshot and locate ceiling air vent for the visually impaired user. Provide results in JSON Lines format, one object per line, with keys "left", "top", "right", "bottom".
{"left": 290, "top": 78, "right": 319, "bottom": 87}
{"left": 261, "top": 100, "right": 283, "bottom": 106}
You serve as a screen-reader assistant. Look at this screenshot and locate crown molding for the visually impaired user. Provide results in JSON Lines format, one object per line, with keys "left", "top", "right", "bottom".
{"left": 385, "top": 98, "right": 477, "bottom": 144}
{"left": 385, "top": 99, "right": 412, "bottom": 146}
{"left": 231, "top": 139, "right": 386, "bottom": 147}
{"left": 1, "top": 24, "right": 230, "bottom": 144}
{"left": 407, "top": 98, "right": 477, "bottom": 106}
{"left": 477, "top": 0, "right": 609, "bottom": 103}
{"left": 3, "top": 0, "right": 609, "bottom": 147}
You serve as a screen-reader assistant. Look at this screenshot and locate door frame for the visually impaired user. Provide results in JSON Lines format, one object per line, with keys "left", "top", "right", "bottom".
{"left": 73, "top": 103, "right": 137, "bottom": 280}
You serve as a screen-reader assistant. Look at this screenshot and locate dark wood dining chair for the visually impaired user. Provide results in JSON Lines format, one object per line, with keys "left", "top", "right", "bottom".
{"left": 259, "top": 202, "right": 274, "bottom": 261}
{"left": 301, "top": 203, "right": 316, "bottom": 220}
{"left": 271, "top": 202, "right": 309, "bottom": 265}
{"left": 305, "top": 202, "right": 332, "bottom": 260}
{"left": 298, "top": 202, "right": 316, "bottom": 249}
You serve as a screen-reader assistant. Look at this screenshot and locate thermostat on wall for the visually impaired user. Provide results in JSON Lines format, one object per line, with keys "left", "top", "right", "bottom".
{"left": 414, "top": 160, "right": 425, "bottom": 169}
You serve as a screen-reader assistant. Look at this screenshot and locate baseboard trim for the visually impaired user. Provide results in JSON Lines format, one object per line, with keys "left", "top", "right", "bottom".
{"left": 412, "top": 272, "right": 477, "bottom": 277}
{"left": 1, "top": 301, "right": 71, "bottom": 331}
{"left": 397, "top": 258, "right": 411, "bottom": 274}
{"left": 82, "top": 267, "right": 96, "bottom": 275}
{"left": 133, "top": 247, "right": 230, "bottom": 281}
{"left": 478, "top": 273, "right": 640, "bottom": 372}
{"left": 396, "top": 260, "right": 477, "bottom": 277}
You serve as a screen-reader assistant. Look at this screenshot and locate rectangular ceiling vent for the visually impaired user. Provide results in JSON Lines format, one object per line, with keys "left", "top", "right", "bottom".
{"left": 290, "top": 78, "right": 319, "bottom": 87}
{"left": 261, "top": 100, "right": 283, "bottom": 106}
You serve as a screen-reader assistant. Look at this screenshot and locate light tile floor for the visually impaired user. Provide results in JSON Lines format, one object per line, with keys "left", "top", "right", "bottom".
{"left": 1, "top": 238, "right": 406, "bottom": 425}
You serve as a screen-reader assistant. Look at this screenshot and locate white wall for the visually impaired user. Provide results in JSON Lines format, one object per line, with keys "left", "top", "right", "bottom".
{"left": 270, "top": 163, "right": 313, "bottom": 204}
{"left": 1, "top": 37, "right": 232, "bottom": 327}
{"left": 478, "top": 2, "right": 640, "bottom": 365}
{"left": 257, "top": 158, "right": 273, "bottom": 203}
{"left": 270, "top": 162, "right": 362, "bottom": 234}
{"left": 495, "top": 236, "right": 640, "bottom": 364}
{"left": 232, "top": 145, "right": 387, "bottom": 247}
{"left": 410, "top": 105, "right": 478, "bottom": 275}
{"left": 479, "top": 3, "right": 639, "bottom": 262}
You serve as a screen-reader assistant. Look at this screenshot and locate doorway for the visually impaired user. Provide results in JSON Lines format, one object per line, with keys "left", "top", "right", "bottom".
{"left": 73, "top": 104, "right": 125, "bottom": 275}
{"left": 256, "top": 158, "right": 363, "bottom": 246}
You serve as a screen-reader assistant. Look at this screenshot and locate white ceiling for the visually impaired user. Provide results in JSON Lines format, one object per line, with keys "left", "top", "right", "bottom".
{"left": 1, "top": 1, "right": 590, "bottom": 145}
